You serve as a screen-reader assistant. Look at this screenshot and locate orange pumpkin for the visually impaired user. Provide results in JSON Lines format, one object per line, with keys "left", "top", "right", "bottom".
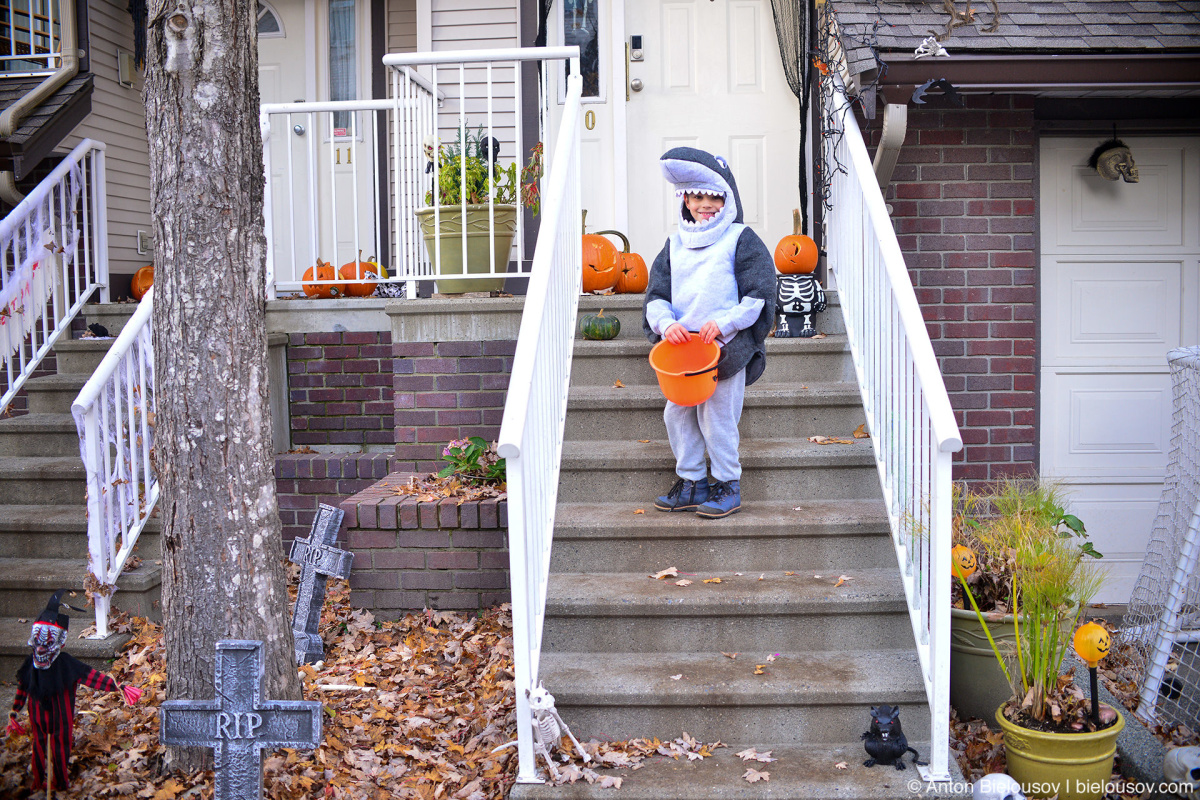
{"left": 339, "top": 251, "right": 381, "bottom": 297}
{"left": 774, "top": 209, "right": 819, "bottom": 275}
{"left": 580, "top": 212, "right": 620, "bottom": 293}
{"left": 131, "top": 265, "right": 154, "bottom": 301}
{"left": 302, "top": 259, "right": 343, "bottom": 299}
{"left": 596, "top": 229, "right": 648, "bottom": 294}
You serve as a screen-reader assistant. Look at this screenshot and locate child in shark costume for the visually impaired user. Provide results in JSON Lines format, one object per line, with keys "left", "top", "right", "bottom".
{"left": 642, "top": 147, "right": 776, "bottom": 518}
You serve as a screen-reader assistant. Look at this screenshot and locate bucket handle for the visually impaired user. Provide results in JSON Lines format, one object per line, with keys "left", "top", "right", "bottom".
{"left": 683, "top": 362, "right": 720, "bottom": 378}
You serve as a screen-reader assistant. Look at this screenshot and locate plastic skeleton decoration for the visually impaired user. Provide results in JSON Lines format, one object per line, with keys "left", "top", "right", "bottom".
{"left": 973, "top": 773, "right": 1027, "bottom": 800}
{"left": 775, "top": 274, "right": 826, "bottom": 338}
{"left": 1088, "top": 138, "right": 1139, "bottom": 183}
{"left": 492, "top": 684, "right": 590, "bottom": 781}
{"left": 7, "top": 590, "right": 142, "bottom": 792}
{"left": 1164, "top": 746, "right": 1200, "bottom": 800}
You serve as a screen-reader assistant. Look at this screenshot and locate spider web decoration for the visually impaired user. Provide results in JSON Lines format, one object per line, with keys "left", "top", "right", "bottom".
{"left": 768, "top": 0, "right": 814, "bottom": 236}
{"left": 1121, "top": 346, "right": 1200, "bottom": 730}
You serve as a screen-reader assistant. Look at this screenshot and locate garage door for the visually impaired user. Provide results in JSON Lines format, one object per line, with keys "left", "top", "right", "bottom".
{"left": 1039, "top": 136, "right": 1200, "bottom": 603}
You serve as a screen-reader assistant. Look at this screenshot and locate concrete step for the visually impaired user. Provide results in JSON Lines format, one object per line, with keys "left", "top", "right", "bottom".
{"left": 565, "top": 382, "right": 866, "bottom": 441}
{"left": 0, "top": 504, "right": 161, "bottom": 560}
{"left": 21, "top": 372, "right": 87, "bottom": 414}
{"left": 550, "top": 500, "right": 893, "bottom": 574}
{"left": 0, "top": 557, "right": 161, "bottom": 620}
{"left": 557, "top": 438, "right": 880, "bottom": 503}
{"left": 538, "top": 649, "right": 928, "bottom": 745}
{"left": 542, "top": 568, "right": 911, "bottom": 654}
{"left": 51, "top": 337, "right": 112, "bottom": 375}
{"left": 575, "top": 291, "right": 846, "bottom": 341}
{"left": 0, "top": 617, "right": 132, "bottom": 685}
{"left": 569, "top": 336, "right": 857, "bottom": 388}
{"left": 0, "top": 412, "right": 81, "bottom": 456}
{"left": 510, "top": 740, "right": 965, "bottom": 800}
{"left": 0, "top": 456, "right": 87, "bottom": 504}
{"left": 83, "top": 302, "right": 140, "bottom": 338}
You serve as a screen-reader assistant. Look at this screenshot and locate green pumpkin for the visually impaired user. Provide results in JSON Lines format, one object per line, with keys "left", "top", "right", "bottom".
{"left": 580, "top": 309, "right": 621, "bottom": 340}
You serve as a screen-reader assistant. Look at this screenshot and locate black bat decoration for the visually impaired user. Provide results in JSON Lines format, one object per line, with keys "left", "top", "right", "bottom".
{"left": 912, "top": 78, "right": 964, "bottom": 107}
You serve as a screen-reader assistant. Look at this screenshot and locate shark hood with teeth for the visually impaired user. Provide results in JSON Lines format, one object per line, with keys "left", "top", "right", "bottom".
{"left": 660, "top": 147, "right": 742, "bottom": 249}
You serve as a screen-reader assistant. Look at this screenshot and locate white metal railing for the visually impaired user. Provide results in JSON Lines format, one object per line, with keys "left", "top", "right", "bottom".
{"left": 496, "top": 67, "right": 582, "bottom": 784}
{"left": 71, "top": 286, "right": 157, "bottom": 639}
{"left": 824, "top": 85, "right": 963, "bottom": 781}
{"left": 0, "top": 0, "right": 64, "bottom": 76}
{"left": 1, "top": 138, "right": 108, "bottom": 413}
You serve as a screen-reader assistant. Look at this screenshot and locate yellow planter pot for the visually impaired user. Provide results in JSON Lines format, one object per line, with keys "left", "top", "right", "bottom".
{"left": 996, "top": 703, "right": 1124, "bottom": 800}
{"left": 415, "top": 204, "right": 517, "bottom": 294}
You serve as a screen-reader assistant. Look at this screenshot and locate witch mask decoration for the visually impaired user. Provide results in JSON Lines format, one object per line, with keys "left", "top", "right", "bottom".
{"left": 1088, "top": 138, "right": 1139, "bottom": 183}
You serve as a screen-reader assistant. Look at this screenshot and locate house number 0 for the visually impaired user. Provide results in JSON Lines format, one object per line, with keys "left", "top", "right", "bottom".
{"left": 585, "top": 110, "right": 595, "bottom": 130}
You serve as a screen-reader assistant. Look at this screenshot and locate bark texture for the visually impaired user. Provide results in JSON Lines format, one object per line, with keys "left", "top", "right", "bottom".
{"left": 143, "top": 0, "right": 301, "bottom": 772}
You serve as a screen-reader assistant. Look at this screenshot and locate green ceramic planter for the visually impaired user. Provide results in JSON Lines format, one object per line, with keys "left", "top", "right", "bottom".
{"left": 950, "top": 606, "right": 1018, "bottom": 725}
{"left": 416, "top": 204, "right": 517, "bottom": 294}
{"left": 996, "top": 703, "right": 1123, "bottom": 800}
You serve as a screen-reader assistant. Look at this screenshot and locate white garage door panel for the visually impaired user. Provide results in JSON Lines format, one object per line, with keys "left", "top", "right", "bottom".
{"left": 1063, "top": 484, "right": 1161, "bottom": 603}
{"left": 1045, "top": 260, "right": 1186, "bottom": 362}
{"left": 1057, "top": 146, "right": 1186, "bottom": 248}
{"left": 1043, "top": 371, "right": 1172, "bottom": 476}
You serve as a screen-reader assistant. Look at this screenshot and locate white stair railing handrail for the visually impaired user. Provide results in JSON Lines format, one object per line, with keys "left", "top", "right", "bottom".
{"left": 72, "top": 286, "right": 157, "bottom": 639}
{"left": 824, "top": 83, "right": 962, "bottom": 782}
{"left": 1, "top": 138, "right": 109, "bottom": 413}
{"left": 497, "top": 62, "right": 582, "bottom": 785}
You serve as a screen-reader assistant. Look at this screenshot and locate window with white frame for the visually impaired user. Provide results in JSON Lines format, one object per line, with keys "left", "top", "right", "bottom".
{"left": 256, "top": 2, "right": 283, "bottom": 38}
{"left": 560, "top": 0, "right": 602, "bottom": 100}
{"left": 328, "top": 0, "right": 356, "bottom": 133}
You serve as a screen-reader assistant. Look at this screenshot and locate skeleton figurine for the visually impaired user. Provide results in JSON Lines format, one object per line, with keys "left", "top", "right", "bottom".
{"left": 1164, "top": 746, "right": 1200, "bottom": 800}
{"left": 774, "top": 274, "right": 827, "bottom": 338}
{"left": 492, "top": 684, "right": 590, "bottom": 780}
{"left": 1088, "top": 138, "right": 1139, "bottom": 183}
{"left": 973, "top": 773, "right": 1027, "bottom": 800}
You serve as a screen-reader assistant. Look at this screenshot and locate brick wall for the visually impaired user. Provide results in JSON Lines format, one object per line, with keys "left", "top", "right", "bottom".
{"left": 868, "top": 94, "right": 1038, "bottom": 483}
{"left": 393, "top": 340, "right": 516, "bottom": 473}
{"left": 286, "top": 331, "right": 394, "bottom": 448}
{"left": 275, "top": 452, "right": 394, "bottom": 543}
{"left": 340, "top": 474, "right": 509, "bottom": 613}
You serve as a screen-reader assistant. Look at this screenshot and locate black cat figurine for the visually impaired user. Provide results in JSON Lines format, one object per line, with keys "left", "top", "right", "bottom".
{"left": 861, "top": 704, "right": 927, "bottom": 770}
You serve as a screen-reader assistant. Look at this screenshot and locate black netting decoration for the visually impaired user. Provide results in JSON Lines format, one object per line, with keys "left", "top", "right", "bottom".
{"left": 127, "top": 0, "right": 148, "bottom": 70}
{"left": 769, "top": 0, "right": 814, "bottom": 236}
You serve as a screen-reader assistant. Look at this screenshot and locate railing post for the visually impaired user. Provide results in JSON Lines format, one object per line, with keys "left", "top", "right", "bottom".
{"left": 79, "top": 401, "right": 111, "bottom": 638}
{"left": 93, "top": 145, "right": 109, "bottom": 302}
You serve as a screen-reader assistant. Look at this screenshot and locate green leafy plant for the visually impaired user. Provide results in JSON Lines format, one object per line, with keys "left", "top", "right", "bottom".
{"left": 424, "top": 126, "right": 542, "bottom": 210}
{"left": 953, "top": 479, "right": 1107, "bottom": 726}
{"left": 437, "top": 437, "right": 506, "bottom": 486}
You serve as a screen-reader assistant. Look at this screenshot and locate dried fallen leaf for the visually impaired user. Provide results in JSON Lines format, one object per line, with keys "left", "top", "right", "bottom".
{"left": 835, "top": 760, "right": 848, "bottom": 770}
{"left": 808, "top": 435, "right": 855, "bottom": 445}
{"left": 766, "top": 653, "right": 778, "bottom": 662}
{"left": 853, "top": 423, "right": 870, "bottom": 439}
{"left": 753, "top": 665, "right": 766, "bottom": 675}
{"left": 758, "top": 574, "right": 765, "bottom": 580}
{"left": 703, "top": 577, "right": 722, "bottom": 584}
{"left": 675, "top": 579, "right": 693, "bottom": 587}
{"left": 613, "top": 379, "right": 626, "bottom": 388}
{"left": 743, "top": 768, "right": 770, "bottom": 783}
{"left": 736, "top": 748, "right": 776, "bottom": 762}
{"left": 634, "top": 508, "right": 645, "bottom": 515}
{"left": 785, "top": 571, "right": 796, "bottom": 576}
{"left": 721, "top": 652, "right": 738, "bottom": 659}
{"left": 637, "top": 439, "right": 650, "bottom": 443}
{"left": 651, "top": 567, "right": 680, "bottom": 580}
{"left": 811, "top": 332, "right": 827, "bottom": 339}
{"left": 670, "top": 674, "right": 683, "bottom": 680}
{"left": 835, "top": 574, "right": 853, "bottom": 587}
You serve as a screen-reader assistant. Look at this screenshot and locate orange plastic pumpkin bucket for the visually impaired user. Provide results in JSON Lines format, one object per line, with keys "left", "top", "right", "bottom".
{"left": 648, "top": 334, "right": 721, "bottom": 407}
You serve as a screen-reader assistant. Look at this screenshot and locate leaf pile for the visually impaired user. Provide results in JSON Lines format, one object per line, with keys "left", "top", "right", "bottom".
{"left": 1, "top": 583, "right": 520, "bottom": 800}
{"left": 541, "top": 732, "right": 725, "bottom": 787}
{"left": 386, "top": 473, "right": 507, "bottom": 503}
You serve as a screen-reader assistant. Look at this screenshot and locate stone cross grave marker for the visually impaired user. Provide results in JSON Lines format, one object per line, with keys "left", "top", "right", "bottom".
{"left": 160, "top": 640, "right": 322, "bottom": 800}
{"left": 288, "top": 503, "right": 353, "bottom": 664}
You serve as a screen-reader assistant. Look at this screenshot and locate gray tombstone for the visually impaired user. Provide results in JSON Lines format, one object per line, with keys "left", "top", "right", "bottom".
{"left": 160, "top": 640, "right": 322, "bottom": 800}
{"left": 288, "top": 503, "right": 353, "bottom": 664}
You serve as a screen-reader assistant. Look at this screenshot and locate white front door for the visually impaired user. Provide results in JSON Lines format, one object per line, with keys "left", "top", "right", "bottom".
{"left": 259, "top": 0, "right": 381, "bottom": 282}
{"left": 1039, "top": 136, "right": 1200, "bottom": 603}
{"left": 623, "top": 0, "right": 801, "bottom": 256}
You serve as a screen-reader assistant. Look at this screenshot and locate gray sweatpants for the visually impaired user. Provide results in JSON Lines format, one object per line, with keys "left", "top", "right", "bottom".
{"left": 664, "top": 368, "right": 747, "bottom": 483}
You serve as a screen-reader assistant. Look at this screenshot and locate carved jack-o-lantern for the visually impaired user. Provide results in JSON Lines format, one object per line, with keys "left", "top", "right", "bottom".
{"left": 1073, "top": 622, "right": 1111, "bottom": 668}
{"left": 773, "top": 210, "right": 818, "bottom": 274}
{"left": 951, "top": 544, "right": 977, "bottom": 581}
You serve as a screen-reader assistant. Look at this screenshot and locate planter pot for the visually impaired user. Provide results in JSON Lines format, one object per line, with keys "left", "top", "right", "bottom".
{"left": 415, "top": 204, "right": 517, "bottom": 294}
{"left": 950, "top": 606, "right": 1018, "bottom": 725}
{"left": 996, "top": 703, "right": 1124, "bottom": 800}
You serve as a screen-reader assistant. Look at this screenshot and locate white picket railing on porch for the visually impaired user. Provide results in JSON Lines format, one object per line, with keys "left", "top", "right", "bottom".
{"left": 824, "top": 87, "right": 963, "bottom": 781}
{"left": 71, "top": 286, "right": 157, "bottom": 639}
{"left": 1, "top": 137, "right": 108, "bottom": 413}
{"left": 496, "top": 64, "right": 582, "bottom": 784}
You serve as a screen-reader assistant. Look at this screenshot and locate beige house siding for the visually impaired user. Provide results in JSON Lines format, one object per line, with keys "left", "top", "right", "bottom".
{"left": 389, "top": 0, "right": 418, "bottom": 53}
{"left": 64, "top": 1, "right": 150, "bottom": 279}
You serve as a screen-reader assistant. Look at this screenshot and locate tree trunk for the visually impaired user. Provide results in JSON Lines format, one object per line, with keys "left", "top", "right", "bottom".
{"left": 144, "top": 0, "right": 301, "bottom": 772}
